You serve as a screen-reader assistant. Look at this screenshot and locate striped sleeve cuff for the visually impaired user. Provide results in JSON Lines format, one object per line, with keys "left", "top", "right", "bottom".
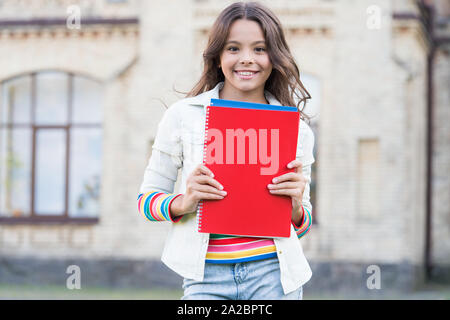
{"left": 137, "top": 191, "right": 183, "bottom": 223}
{"left": 292, "top": 205, "right": 312, "bottom": 239}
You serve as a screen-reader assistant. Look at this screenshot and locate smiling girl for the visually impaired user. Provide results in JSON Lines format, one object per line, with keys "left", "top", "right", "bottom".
{"left": 137, "top": 1, "right": 315, "bottom": 300}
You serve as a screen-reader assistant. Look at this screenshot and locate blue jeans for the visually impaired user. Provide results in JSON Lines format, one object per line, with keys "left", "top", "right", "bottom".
{"left": 181, "top": 257, "right": 303, "bottom": 300}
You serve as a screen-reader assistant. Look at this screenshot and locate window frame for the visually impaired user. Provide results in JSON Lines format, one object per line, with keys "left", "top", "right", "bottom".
{"left": 0, "top": 71, "right": 101, "bottom": 225}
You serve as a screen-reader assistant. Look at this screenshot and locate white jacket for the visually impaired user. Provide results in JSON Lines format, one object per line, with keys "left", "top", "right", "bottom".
{"left": 139, "top": 82, "right": 315, "bottom": 294}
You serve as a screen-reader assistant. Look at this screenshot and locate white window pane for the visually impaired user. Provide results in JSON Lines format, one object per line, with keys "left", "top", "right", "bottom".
{"left": 69, "top": 128, "right": 102, "bottom": 217}
{"left": 72, "top": 76, "right": 103, "bottom": 124}
{"left": 35, "top": 72, "right": 68, "bottom": 125}
{"left": 35, "top": 129, "right": 66, "bottom": 215}
{"left": 1, "top": 76, "right": 32, "bottom": 124}
{"left": 0, "top": 128, "right": 32, "bottom": 217}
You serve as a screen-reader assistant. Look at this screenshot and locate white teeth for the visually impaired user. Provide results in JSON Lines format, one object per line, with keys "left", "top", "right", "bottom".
{"left": 237, "top": 71, "right": 255, "bottom": 76}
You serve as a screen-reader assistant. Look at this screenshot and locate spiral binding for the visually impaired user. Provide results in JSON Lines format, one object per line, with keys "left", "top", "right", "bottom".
{"left": 197, "top": 201, "right": 203, "bottom": 231}
{"left": 197, "top": 106, "right": 210, "bottom": 232}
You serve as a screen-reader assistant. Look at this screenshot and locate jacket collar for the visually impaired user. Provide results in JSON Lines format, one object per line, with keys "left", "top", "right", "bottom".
{"left": 186, "top": 81, "right": 282, "bottom": 113}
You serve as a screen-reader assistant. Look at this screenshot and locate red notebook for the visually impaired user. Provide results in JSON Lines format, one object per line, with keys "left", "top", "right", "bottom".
{"left": 196, "top": 98, "right": 300, "bottom": 238}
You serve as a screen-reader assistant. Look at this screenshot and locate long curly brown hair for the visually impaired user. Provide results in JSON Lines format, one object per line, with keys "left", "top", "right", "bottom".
{"left": 186, "top": 1, "right": 312, "bottom": 122}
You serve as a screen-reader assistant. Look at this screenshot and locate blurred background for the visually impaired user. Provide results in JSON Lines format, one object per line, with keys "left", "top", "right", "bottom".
{"left": 0, "top": 0, "right": 449, "bottom": 299}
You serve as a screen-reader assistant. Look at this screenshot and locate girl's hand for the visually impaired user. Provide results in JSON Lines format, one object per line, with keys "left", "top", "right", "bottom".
{"left": 267, "top": 159, "right": 306, "bottom": 221}
{"left": 179, "top": 164, "right": 227, "bottom": 215}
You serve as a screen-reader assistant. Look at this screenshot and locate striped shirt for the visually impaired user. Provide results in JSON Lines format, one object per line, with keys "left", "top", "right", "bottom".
{"left": 206, "top": 206, "right": 312, "bottom": 264}
{"left": 138, "top": 190, "right": 312, "bottom": 264}
{"left": 137, "top": 191, "right": 183, "bottom": 223}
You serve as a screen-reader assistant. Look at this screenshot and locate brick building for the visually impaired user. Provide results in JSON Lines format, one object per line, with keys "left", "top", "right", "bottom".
{"left": 0, "top": 0, "right": 449, "bottom": 295}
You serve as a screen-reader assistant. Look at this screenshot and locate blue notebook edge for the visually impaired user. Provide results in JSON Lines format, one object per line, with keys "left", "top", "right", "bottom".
{"left": 210, "top": 98, "right": 298, "bottom": 112}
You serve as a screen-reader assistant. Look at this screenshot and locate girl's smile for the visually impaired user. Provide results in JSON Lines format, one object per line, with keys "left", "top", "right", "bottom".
{"left": 234, "top": 69, "right": 260, "bottom": 80}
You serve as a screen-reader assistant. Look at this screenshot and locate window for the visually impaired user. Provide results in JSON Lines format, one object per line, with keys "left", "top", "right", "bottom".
{"left": 0, "top": 71, "right": 103, "bottom": 224}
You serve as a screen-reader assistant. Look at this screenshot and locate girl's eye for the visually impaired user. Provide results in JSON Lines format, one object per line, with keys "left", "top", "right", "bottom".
{"left": 226, "top": 46, "right": 266, "bottom": 53}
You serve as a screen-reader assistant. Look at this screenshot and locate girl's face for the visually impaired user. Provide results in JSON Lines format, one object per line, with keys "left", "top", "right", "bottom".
{"left": 219, "top": 19, "right": 272, "bottom": 98}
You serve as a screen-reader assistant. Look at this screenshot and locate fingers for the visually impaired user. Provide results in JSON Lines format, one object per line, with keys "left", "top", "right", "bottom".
{"left": 195, "top": 184, "right": 227, "bottom": 197}
{"left": 267, "top": 181, "right": 304, "bottom": 198}
{"left": 188, "top": 183, "right": 227, "bottom": 201}
{"left": 271, "top": 172, "right": 301, "bottom": 184}
{"left": 268, "top": 187, "right": 302, "bottom": 198}
{"left": 193, "top": 190, "right": 226, "bottom": 200}
{"left": 269, "top": 160, "right": 305, "bottom": 198}
{"left": 188, "top": 165, "right": 226, "bottom": 201}
{"left": 267, "top": 181, "right": 299, "bottom": 190}
{"left": 195, "top": 175, "right": 224, "bottom": 191}
{"left": 191, "top": 165, "right": 224, "bottom": 188}
{"left": 194, "top": 185, "right": 227, "bottom": 199}
{"left": 271, "top": 160, "right": 304, "bottom": 184}
{"left": 287, "top": 159, "right": 303, "bottom": 172}
{"left": 194, "top": 164, "right": 214, "bottom": 178}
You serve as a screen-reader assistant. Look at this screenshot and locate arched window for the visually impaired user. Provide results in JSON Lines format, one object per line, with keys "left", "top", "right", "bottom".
{"left": 0, "top": 71, "right": 103, "bottom": 223}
